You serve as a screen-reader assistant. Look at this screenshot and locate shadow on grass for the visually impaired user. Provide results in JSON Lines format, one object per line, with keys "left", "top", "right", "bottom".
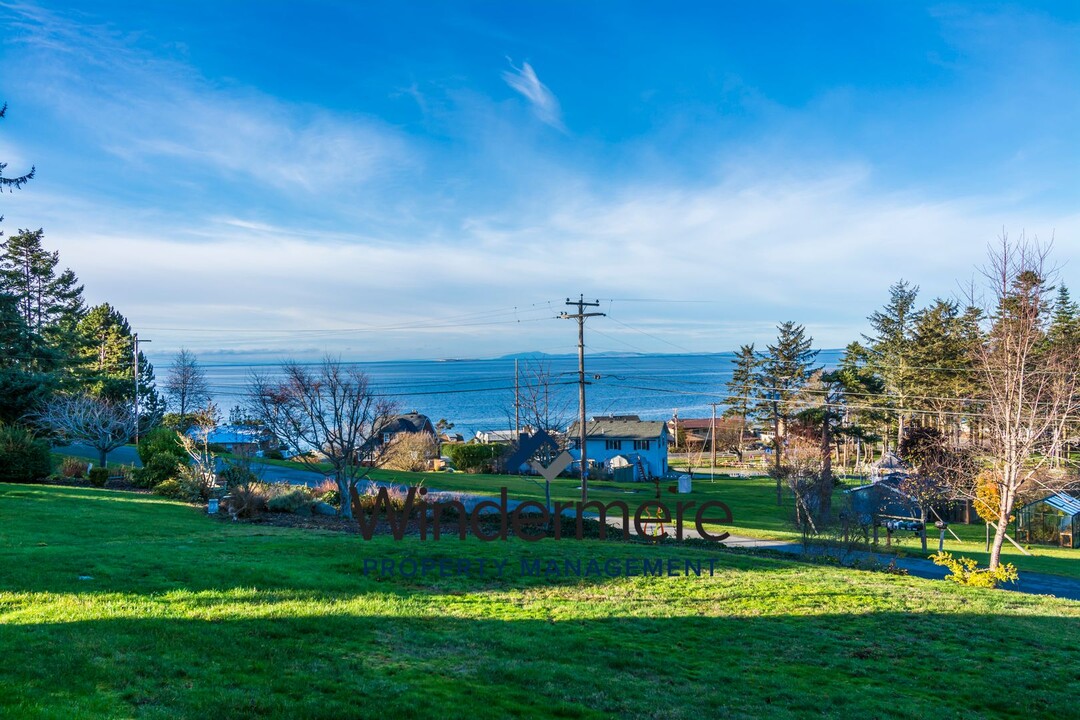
{"left": 0, "top": 611, "right": 1076, "bottom": 719}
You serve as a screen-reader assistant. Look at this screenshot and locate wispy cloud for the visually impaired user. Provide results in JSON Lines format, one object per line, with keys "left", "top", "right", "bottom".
{"left": 2, "top": 3, "right": 414, "bottom": 199}
{"left": 501, "top": 60, "right": 564, "bottom": 130}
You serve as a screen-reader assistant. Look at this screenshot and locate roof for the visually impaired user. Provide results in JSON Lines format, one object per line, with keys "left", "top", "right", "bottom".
{"left": 1025, "top": 492, "right": 1080, "bottom": 516}
{"left": 568, "top": 417, "right": 668, "bottom": 441}
{"left": 872, "top": 452, "right": 908, "bottom": 471}
{"left": 377, "top": 413, "right": 435, "bottom": 436}
{"left": 474, "top": 430, "right": 518, "bottom": 442}
{"left": 671, "top": 418, "right": 723, "bottom": 430}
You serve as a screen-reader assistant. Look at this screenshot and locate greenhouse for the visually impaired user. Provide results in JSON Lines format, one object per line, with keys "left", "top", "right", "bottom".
{"left": 1015, "top": 493, "right": 1080, "bottom": 548}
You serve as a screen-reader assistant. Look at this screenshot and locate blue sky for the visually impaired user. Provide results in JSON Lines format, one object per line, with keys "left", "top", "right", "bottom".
{"left": 1, "top": 1, "right": 1078, "bottom": 362}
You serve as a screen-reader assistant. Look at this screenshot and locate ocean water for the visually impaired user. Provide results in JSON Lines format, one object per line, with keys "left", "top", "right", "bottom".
{"left": 194, "top": 351, "right": 842, "bottom": 437}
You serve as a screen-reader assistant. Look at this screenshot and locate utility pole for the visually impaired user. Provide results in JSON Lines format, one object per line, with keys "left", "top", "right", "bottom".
{"left": 710, "top": 402, "right": 719, "bottom": 469}
{"left": 514, "top": 358, "right": 520, "bottom": 438}
{"left": 560, "top": 295, "right": 604, "bottom": 502}
{"left": 133, "top": 334, "right": 151, "bottom": 444}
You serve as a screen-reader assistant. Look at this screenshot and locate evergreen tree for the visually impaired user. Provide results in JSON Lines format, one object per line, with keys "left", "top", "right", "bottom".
{"left": 74, "top": 303, "right": 164, "bottom": 429}
{"left": 1046, "top": 284, "right": 1079, "bottom": 466}
{"left": 722, "top": 343, "right": 758, "bottom": 462}
{"left": 0, "top": 228, "right": 86, "bottom": 383}
{"left": 864, "top": 280, "right": 921, "bottom": 450}
{"left": 908, "top": 299, "right": 976, "bottom": 434}
{"left": 1048, "top": 284, "right": 1080, "bottom": 351}
{"left": 0, "top": 290, "right": 54, "bottom": 422}
{"left": 723, "top": 344, "right": 758, "bottom": 420}
{"left": 756, "top": 321, "right": 819, "bottom": 503}
{"left": 77, "top": 304, "right": 134, "bottom": 400}
{"left": 827, "top": 341, "right": 886, "bottom": 468}
{"left": 0, "top": 103, "right": 35, "bottom": 197}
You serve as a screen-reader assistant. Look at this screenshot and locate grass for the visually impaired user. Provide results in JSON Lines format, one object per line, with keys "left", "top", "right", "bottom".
{"left": 2, "top": 484, "right": 1080, "bottom": 719}
{"left": 163, "top": 451, "right": 1080, "bottom": 580}
{"left": 368, "top": 467, "right": 1080, "bottom": 580}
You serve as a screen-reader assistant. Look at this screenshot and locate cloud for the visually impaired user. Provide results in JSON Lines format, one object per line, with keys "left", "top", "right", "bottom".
{"left": 501, "top": 60, "right": 564, "bottom": 130}
{"left": 2, "top": 3, "right": 414, "bottom": 199}
{"left": 23, "top": 163, "right": 1075, "bottom": 361}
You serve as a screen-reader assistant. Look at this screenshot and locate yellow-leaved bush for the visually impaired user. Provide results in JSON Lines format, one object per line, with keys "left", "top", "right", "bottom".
{"left": 930, "top": 552, "right": 1019, "bottom": 588}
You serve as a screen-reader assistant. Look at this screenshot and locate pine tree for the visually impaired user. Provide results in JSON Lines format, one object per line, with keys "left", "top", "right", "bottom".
{"left": 724, "top": 344, "right": 757, "bottom": 420}
{"left": 0, "top": 290, "right": 54, "bottom": 422}
{"left": 723, "top": 343, "right": 758, "bottom": 457}
{"left": 0, "top": 103, "right": 35, "bottom": 198}
{"left": 75, "top": 303, "right": 164, "bottom": 426}
{"left": 908, "top": 299, "right": 976, "bottom": 434}
{"left": 827, "top": 341, "right": 886, "bottom": 469}
{"left": 756, "top": 321, "right": 819, "bottom": 503}
{"left": 0, "top": 229, "right": 86, "bottom": 383}
{"left": 1046, "top": 284, "right": 1080, "bottom": 467}
{"left": 864, "top": 280, "right": 921, "bottom": 450}
{"left": 1048, "top": 284, "right": 1080, "bottom": 350}
{"left": 77, "top": 303, "right": 136, "bottom": 400}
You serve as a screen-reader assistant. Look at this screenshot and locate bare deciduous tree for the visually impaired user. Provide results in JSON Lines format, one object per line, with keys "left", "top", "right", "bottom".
{"left": 36, "top": 394, "right": 137, "bottom": 467}
{"left": 246, "top": 357, "right": 395, "bottom": 519}
{"left": 974, "top": 236, "right": 1080, "bottom": 569}
{"left": 165, "top": 348, "right": 210, "bottom": 419}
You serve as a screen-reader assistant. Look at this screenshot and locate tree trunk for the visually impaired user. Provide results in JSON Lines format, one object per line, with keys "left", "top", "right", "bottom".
{"left": 774, "top": 409, "right": 783, "bottom": 505}
{"left": 989, "top": 506, "right": 1010, "bottom": 570}
{"left": 99, "top": 448, "right": 108, "bottom": 469}
{"left": 338, "top": 475, "right": 353, "bottom": 519}
{"left": 819, "top": 416, "right": 833, "bottom": 524}
{"left": 919, "top": 508, "right": 928, "bottom": 552}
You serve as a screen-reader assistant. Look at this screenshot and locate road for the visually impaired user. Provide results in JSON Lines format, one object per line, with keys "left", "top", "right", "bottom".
{"left": 55, "top": 444, "right": 330, "bottom": 485}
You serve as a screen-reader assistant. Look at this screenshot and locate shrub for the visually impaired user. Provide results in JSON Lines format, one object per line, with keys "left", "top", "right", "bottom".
{"left": 151, "top": 470, "right": 215, "bottom": 503}
{"left": 88, "top": 467, "right": 109, "bottom": 488}
{"left": 132, "top": 453, "right": 184, "bottom": 489}
{"left": 444, "top": 443, "right": 507, "bottom": 474}
{"left": 137, "top": 427, "right": 186, "bottom": 466}
{"left": 311, "top": 478, "right": 340, "bottom": 507}
{"left": 930, "top": 552, "right": 1019, "bottom": 588}
{"left": 219, "top": 462, "right": 260, "bottom": 492}
{"left": 113, "top": 465, "right": 136, "bottom": 483}
{"left": 152, "top": 477, "right": 186, "bottom": 499}
{"left": 267, "top": 487, "right": 313, "bottom": 514}
{"left": 175, "top": 456, "right": 217, "bottom": 502}
{"left": 352, "top": 482, "right": 423, "bottom": 515}
{"left": 0, "top": 424, "right": 51, "bottom": 483}
{"left": 225, "top": 483, "right": 272, "bottom": 518}
{"left": 60, "top": 456, "right": 89, "bottom": 478}
{"left": 264, "top": 449, "right": 284, "bottom": 460}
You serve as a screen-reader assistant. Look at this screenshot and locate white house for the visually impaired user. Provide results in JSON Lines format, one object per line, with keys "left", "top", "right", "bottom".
{"left": 566, "top": 415, "right": 669, "bottom": 480}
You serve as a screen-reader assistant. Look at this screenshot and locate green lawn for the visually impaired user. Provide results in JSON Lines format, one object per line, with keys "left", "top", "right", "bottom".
{"left": 2, "top": 484, "right": 1079, "bottom": 719}
{"left": 367, "top": 467, "right": 1080, "bottom": 580}
{"left": 179, "top": 452, "right": 1080, "bottom": 580}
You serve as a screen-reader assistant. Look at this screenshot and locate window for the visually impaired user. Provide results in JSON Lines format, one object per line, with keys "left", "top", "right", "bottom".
{"left": 633, "top": 440, "right": 650, "bottom": 451}
{"left": 605, "top": 440, "right": 622, "bottom": 451}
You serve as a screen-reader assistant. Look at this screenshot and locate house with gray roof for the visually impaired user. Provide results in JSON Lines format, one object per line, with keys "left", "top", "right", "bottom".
{"left": 566, "top": 415, "right": 669, "bottom": 480}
